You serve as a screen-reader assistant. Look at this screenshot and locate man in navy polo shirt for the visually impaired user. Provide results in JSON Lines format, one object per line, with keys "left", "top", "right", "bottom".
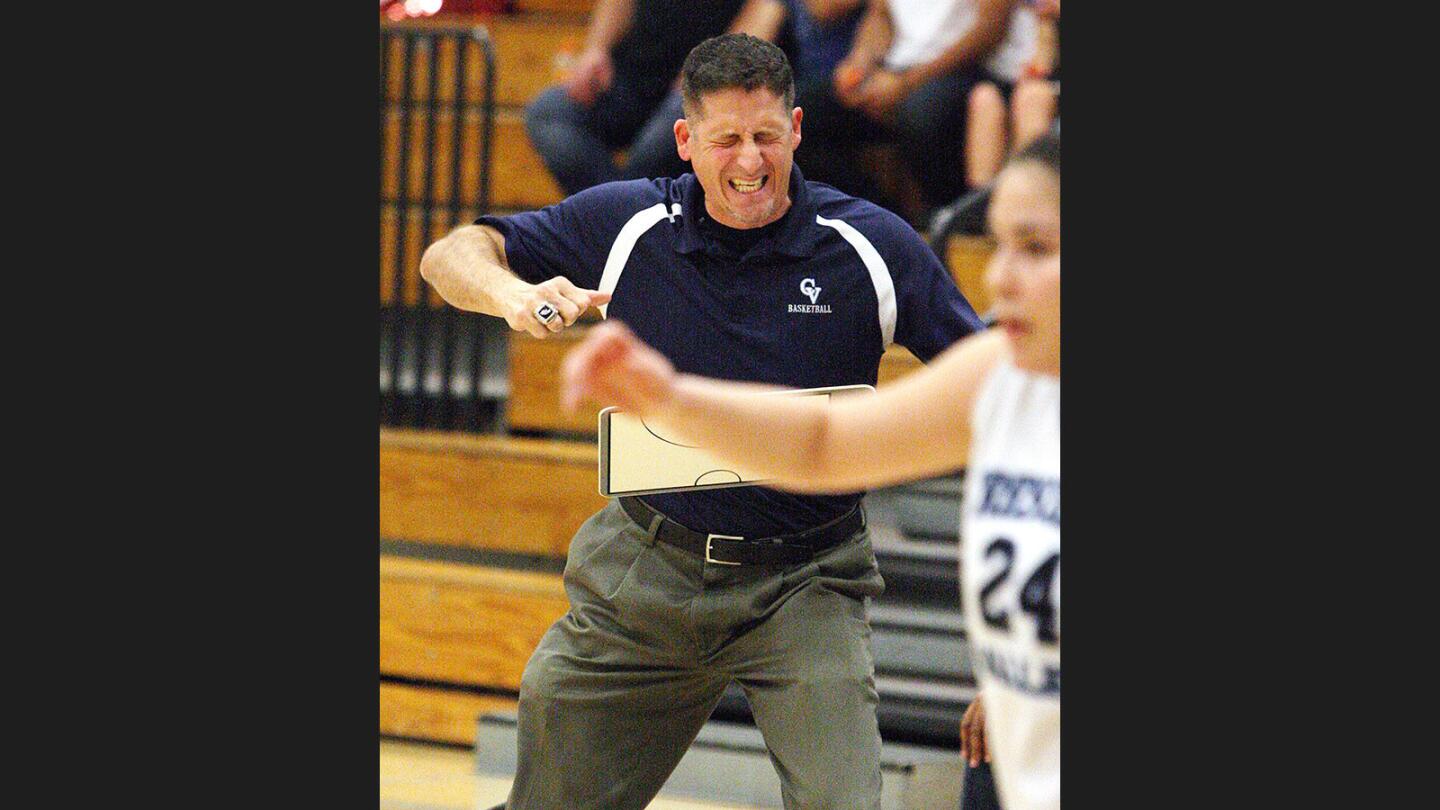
{"left": 421, "top": 33, "right": 982, "bottom": 810}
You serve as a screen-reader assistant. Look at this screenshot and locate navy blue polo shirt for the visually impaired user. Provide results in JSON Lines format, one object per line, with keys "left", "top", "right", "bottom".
{"left": 478, "top": 167, "right": 984, "bottom": 538}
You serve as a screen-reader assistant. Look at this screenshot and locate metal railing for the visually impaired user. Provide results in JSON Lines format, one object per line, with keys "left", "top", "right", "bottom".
{"left": 380, "top": 22, "right": 497, "bottom": 431}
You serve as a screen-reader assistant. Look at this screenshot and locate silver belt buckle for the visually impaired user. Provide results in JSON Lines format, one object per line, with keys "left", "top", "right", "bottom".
{"left": 705, "top": 533, "right": 744, "bottom": 566}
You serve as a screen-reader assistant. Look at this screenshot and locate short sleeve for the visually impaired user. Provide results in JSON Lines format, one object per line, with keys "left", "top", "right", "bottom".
{"left": 884, "top": 219, "right": 986, "bottom": 362}
{"left": 474, "top": 183, "right": 633, "bottom": 290}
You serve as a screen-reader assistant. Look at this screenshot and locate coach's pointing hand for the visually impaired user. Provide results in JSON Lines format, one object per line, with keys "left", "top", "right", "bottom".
{"left": 507, "top": 276, "right": 611, "bottom": 339}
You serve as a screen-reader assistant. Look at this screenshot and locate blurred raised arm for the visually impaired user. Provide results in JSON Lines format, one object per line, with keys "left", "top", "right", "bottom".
{"left": 563, "top": 321, "right": 1008, "bottom": 492}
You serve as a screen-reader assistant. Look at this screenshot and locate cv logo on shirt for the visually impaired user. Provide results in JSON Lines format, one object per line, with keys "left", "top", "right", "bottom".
{"left": 789, "top": 278, "right": 832, "bottom": 313}
{"left": 801, "top": 278, "right": 822, "bottom": 303}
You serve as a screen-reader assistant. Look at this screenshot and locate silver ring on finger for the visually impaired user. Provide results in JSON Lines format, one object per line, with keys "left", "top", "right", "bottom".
{"left": 533, "top": 302, "right": 559, "bottom": 325}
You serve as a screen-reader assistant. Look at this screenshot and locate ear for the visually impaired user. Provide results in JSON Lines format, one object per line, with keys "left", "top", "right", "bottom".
{"left": 791, "top": 106, "right": 803, "bottom": 149}
{"left": 674, "top": 118, "right": 692, "bottom": 162}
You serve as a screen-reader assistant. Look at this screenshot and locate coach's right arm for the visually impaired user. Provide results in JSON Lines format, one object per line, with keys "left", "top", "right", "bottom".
{"left": 420, "top": 224, "right": 610, "bottom": 339}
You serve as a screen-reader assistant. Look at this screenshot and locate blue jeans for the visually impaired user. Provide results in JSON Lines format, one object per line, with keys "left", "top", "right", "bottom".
{"left": 524, "top": 79, "right": 691, "bottom": 196}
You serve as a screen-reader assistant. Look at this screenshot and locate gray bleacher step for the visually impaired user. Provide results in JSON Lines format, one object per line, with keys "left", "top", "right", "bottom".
{"left": 876, "top": 674, "right": 976, "bottom": 705}
{"left": 888, "top": 497, "right": 961, "bottom": 542}
{"left": 898, "top": 475, "right": 965, "bottom": 496}
{"left": 870, "top": 630, "right": 968, "bottom": 681}
{"left": 474, "top": 712, "right": 962, "bottom": 809}
{"left": 871, "top": 534, "right": 961, "bottom": 610}
{"left": 865, "top": 474, "right": 965, "bottom": 543}
{"left": 869, "top": 604, "right": 971, "bottom": 682}
{"left": 868, "top": 522, "right": 959, "bottom": 562}
{"left": 869, "top": 603, "right": 965, "bottom": 634}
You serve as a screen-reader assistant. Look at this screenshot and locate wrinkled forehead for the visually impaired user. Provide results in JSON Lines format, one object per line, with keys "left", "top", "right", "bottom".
{"left": 688, "top": 87, "right": 793, "bottom": 131}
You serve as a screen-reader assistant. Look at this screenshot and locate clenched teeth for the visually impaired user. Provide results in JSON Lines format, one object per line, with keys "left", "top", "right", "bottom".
{"left": 729, "top": 176, "right": 767, "bottom": 193}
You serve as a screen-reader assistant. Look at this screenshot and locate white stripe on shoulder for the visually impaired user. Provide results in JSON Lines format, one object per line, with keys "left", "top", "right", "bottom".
{"left": 597, "top": 202, "right": 680, "bottom": 318}
{"left": 815, "top": 214, "right": 896, "bottom": 347}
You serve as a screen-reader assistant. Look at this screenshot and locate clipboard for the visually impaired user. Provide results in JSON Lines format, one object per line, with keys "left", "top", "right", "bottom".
{"left": 596, "top": 384, "right": 875, "bottom": 497}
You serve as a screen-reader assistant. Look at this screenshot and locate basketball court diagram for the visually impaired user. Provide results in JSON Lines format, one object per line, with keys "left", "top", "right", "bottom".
{"left": 598, "top": 385, "right": 874, "bottom": 497}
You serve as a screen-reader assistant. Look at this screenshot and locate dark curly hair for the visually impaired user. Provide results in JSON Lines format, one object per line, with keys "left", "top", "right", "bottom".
{"left": 680, "top": 33, "right": 794, "bottom": 117}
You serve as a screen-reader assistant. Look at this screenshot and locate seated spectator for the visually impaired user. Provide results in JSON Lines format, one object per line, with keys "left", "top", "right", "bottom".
{"left": 692, "top": 0, "right": 863, "bottom": 87}
{"left": 965, "top": 0, "right": 1058, "bottom": 189}
{"left": 772, "top": 0, "right": 867, "bottom": 85}
{"left": 524, "top": 0, "right": 747, "bottom": 195}
{"left": 527, "top": 0, "right": 863, "bottom": 196}
{"left": 794, "top": 0, "right": 1036, "bottom": 217}
{"left": 711, "top": 1, "right": 869, "bottom": 123}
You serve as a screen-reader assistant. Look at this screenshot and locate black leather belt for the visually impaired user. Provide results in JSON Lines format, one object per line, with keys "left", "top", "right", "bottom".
{"left": 618, "top": 496, "right": 865, "bottom": 566}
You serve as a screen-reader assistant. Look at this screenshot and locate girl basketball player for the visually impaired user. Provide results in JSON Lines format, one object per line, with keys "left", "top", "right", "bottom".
{"left": 562, "top": 134, "right": 1061, "bottom": 810}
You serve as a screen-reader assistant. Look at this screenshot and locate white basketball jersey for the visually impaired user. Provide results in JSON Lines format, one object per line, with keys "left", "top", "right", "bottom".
{"left": 961, "top": 359, "right": 1060, "bottom": 810}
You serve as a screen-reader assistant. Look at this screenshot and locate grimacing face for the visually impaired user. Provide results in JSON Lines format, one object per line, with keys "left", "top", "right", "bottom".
{"left": 675, "top": 86, "right": 802, "bottom": 229}
{"left": 985, "top": 161, "right": 1061, "bottom": 376}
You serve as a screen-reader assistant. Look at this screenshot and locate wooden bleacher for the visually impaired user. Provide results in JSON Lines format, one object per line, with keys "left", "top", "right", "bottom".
{"left": 380, "top": 428, "right": 604, "bottom": 554}
{"left": 380, "top": 427, "right": 597, "bottom": 745}
{"left": 487, "top": 15, "right": 588, "bottom": 107}
{"left": 381, "top": 94, "right": 565, "bottom": 214}
{"left": 380, "top": 555, "right": 570, "bottom": 746}
{"left": 382, "top": 12, "right": 584, "bottom": 217}
{"left": 512, "top": 0, "right": 595, "bottom": 14}
{"left": 380, "top": 13, "right": 598, "bottom": 742}
{"left": 506, "top": 327, "right": 603, "bottom": 435}
{"left": 381, "top": 11, "right": 590, "bottom": 107}
{"left": 381, "top": 556, "right": 569, "bottom": 690}
{"left": 380, "top": 681, "right": 517, "bottom": 746}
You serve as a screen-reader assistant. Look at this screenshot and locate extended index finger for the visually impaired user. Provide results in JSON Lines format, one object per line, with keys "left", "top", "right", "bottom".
{"left": 548, "top": 280, "right": 611, "bottom": 320}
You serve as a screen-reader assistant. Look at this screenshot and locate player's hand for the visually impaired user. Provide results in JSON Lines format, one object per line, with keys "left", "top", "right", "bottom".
{"left": 561, "top": 320, "right": 676, "bottom": 414}
{"left": 565, "top": 47, "right": 614, "bottom": 107}
{"left": 507, "top": 277, "right": 611, "bottom": 338}
{"left": 959, "top": 695, "right": 992, "bottom": 767}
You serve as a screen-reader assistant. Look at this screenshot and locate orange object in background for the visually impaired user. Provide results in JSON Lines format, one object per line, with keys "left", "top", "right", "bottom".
{"left": 551, "top": 33, "right": 586, "bottom": 84}
{"left": 835, "top": 63, "right": 865, "bottom": 93}
{"left": 380, "top": 0, "right": 509, "bottom": 18}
